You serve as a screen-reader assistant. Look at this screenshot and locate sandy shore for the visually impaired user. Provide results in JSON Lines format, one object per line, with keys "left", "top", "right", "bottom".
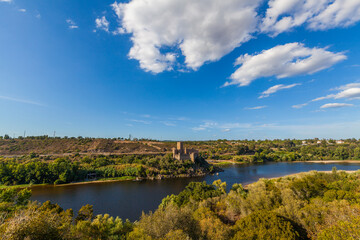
{"left": 242, "top": 169, "right": 360, "bottom": 188}
{"left": 269, "top": 169, "right": 359, "bottom": 180}
{"left": 302, "top": 160, "right": 360, "bottom": 163}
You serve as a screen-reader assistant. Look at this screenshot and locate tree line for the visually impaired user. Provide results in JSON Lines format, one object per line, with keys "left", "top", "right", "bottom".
{"left": 0, "top": 154, "right": 212, "bottom": 186}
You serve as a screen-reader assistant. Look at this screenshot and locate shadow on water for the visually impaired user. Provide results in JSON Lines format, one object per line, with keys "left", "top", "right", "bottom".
{"left": 31, "top": 162, "right": 360, "bottom": 221}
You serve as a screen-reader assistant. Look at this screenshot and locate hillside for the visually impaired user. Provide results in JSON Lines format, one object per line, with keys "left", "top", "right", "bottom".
{"left": 0, "top": 138, "right": 174, "bottom": 156}
{"left": 1, "top": 137, "right": 360, "bottom": 163}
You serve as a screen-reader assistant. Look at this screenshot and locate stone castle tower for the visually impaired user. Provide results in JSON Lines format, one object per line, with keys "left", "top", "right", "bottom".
{"left": 172, "top": 142, "right": 198, "bottom": 162}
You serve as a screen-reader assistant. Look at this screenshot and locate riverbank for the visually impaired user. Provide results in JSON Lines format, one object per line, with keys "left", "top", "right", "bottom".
{"left": 209, "top": 159, "right": 360, "bottom": 166}
{"left": 0, "top": 176, "right": 137, "bottom": 189}
{"left": 270, "top": 169, "right": 359, "bottom": 181}
{"left": 304, "top": 160, "right": 360, "bottom": 163}
{"left": 3, "top": 160, "right": 360, "bottom": 190}
{"left": 207, "top": 159, "right": 242, "bottom": 166}
{"left": 243, "top": 169, "right": 360, "bottom": 188}
{"left": 0, "top": 170, "right": 216, "bottom": 189}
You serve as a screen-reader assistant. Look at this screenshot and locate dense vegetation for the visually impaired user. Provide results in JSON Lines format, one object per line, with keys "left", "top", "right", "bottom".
{"left": 2, "top": 136, "right": 360, "bottom": 186}
{"left": 2, "top": 170, "right": 360, "bottom": 239}
{"left": 194, "top": 138, "right": 360, "bottom": 162}
{"left": 1, "top": 136, "right": 360, "bottom": 163}
{"left": 0, "top": 154, "right": 213, "bottom": 186}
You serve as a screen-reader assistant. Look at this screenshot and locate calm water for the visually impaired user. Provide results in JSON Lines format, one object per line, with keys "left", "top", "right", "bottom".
{"left": 31, "top": 162, "right": 360, "bottom": 221}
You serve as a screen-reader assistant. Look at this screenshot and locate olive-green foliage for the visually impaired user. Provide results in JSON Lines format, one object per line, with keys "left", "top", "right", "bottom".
{"left": 0, "top": 158, "right": 87, "bottom": 185}
{"left": 0, "top": 203, "right": 73, "bottom": 240}
{"left": 0, "top": 197, "right": 133, "bottom": 240}
{"left": 193, "top": 207, "right": 232, "bottom": 240}
{"left": 137, "top": 203, "right": 199, "bottom": 239}
{"left": 160, "top": 181, "right": 223, "bottom": 208}
{"left": 76, "top": 204, "right": 94, "bottom": 222}
{"left": 232, "top": 211, "right": 302, "bottom": 240}
{"left": 317, "top": 217, "right": 360, "bottom": 240}
{"left": 0, "top": 188, "right": 31, "bottom": 205}
{"left": 144, "top": 171, "right": 360, "bottom": 239}
{"left": 0, "top": 188, "right": 32, "bottom": 218}
{"left": 0, "top": 154, "right": 209, "bottom": 186}
{"left": 193, "top": 138, "right": 360, "bottom": 162}
{"left": 74, "top": 214, "right": 133, "bottom": 240}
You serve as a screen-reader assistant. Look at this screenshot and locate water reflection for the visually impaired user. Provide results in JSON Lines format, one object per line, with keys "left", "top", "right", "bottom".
{"left": 31, "top": 162, "right": 360, "bottom": 221}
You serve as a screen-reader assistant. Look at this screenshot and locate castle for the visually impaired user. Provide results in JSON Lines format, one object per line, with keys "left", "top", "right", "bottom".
{"left": 172, "top": 142, "right": 199, "bottom": 162}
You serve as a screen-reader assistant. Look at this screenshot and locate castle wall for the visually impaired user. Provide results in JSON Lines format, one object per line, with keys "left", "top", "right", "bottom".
{"left": 173, "top": 142, "right": 198, "bottom": 162}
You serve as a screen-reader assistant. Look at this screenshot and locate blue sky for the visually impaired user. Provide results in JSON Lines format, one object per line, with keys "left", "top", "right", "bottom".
{"left": 1, "top": 0, "right": 360, "bottom": 140}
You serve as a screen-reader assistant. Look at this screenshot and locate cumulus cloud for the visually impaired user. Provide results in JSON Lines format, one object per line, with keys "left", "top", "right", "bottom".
{"left": 259, "top": 83, "right": 300, "bottom": 98}
{"left": 95, "top": 16, "right": 109, "bottom": 32}
{"left": 313, "top": 83, "right": 360, "bottom": 101}
{"left": 262, "top": 0, "right": 360, "bottom": 36}
{"left": 309, "top": 0, "right": 360, "bottom": 30}
{"left": 66, "top": 19, "right": 78, "bottom": 29}
{"left": 111, "top": 0, "right": 262, "bottom": 73}
{"left": 320, "top": 103, "right": 354, "bottom": 108}
{"left": 225, "top": 43, "right": 346, "bottom": 87}
{"left": 293, "top": 83, "right": 360, "bottom": 109}
{"left": 245, "top": 106, "right": 267, "bottom": 110}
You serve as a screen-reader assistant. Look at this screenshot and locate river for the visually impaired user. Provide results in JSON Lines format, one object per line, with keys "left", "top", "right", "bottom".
{"left": 30, "top": 161, "right": 360, "bottom": 221}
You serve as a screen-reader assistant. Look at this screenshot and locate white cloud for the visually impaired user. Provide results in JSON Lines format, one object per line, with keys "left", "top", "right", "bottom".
{"left": 309, "top": 0, "right": 360, "bottom": 30}
{"left": 313, "top": 84, "right": 360, "bottom": 101}
{"left": 66, "top": 19, "right": 78, "bottom": 29}
{"left": 262, "top": 0, "right": 360, "bottom": 36}
{"left": 0, "top": 0, "right": 12, "bottom": 3}
{"left": 18, "top": 9, "right": 26, "bottom": 12}
{"left": 161, "top": 121, "right": 176, "bottom": 127}
{"left": 111, "top": 0, "right": 262, "bottom": 73}
{"left": 333, "top": 88, "right": 360, "bottom": 99}
{"left": 245, "top": 106, "right": 267, "bottom": 110}
{"left": 259, "top": 83, "right": 300, "bottom": 98}
{"left": 292, "top": 103, "right": 309, "bottom": 109}
{"left": 0, "top": 95, "right": 44, "bottom": 106}
{"left": 95, "top": 16, "right": 109, "bottom": 32}
{"left": 128, "top": 119, "right": 151, "bottom": 124}
{"left": 225, "top": 43, "right": 346, "bottom": 87}
{"left": 293, "top": 83, "right": 360, "bottom": 108}
{"left": 333, "top": 83, "right": 360, "bottom": 91}
{"left": 169, "top": 117, "right": 189, "bottom": 121}
{"left": 192, "top": 121, "right": 218, "bottom": 131}
{"left": 320, "top": 103, "right": 354, "bottom": 108}
{"left": 192, "top": 121, "right": 254, "bottom": 131}
{"left": 221, "top": 123, "right": 252, "bottom": 129}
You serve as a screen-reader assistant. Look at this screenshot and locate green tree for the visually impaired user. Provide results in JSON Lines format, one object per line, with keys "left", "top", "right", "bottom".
{"left": 232, "top": 211, "right": 305, "bottom": 240}
{"left": 76, "top": 204, "right": 94, "bottom": 222}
